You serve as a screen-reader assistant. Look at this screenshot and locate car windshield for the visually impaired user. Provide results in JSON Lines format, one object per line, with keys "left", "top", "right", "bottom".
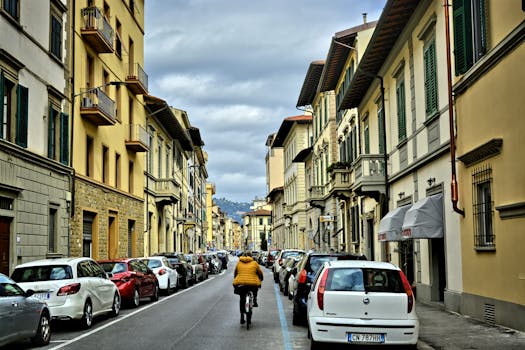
{"left": 11, "top": 265, "right": 73, "bottom": 282}
{"left": 326, "top": 268, "right": 404, "bottom": 293}
{"left": 309, "top": 256, "right": 339, "bottom": 273}
{"left": 99, "top": 262, "right": 127, "bottom": 273}
{"left": 143, "top": 259, "right": 162, "bottom": 269}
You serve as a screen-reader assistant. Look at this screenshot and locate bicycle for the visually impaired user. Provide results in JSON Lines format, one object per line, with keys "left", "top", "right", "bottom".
{"left": 236, "top": 285, "right": 255, "bottom": 329}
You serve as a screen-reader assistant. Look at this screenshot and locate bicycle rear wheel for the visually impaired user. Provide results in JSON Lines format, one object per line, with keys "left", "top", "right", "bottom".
{"left": 245, "top": 291, "right": 253, "bottom": 330}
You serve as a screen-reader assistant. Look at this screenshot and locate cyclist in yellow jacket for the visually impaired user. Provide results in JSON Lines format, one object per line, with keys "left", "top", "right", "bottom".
{"left": 232, "top": 251, "right": 263, "bottom": 324}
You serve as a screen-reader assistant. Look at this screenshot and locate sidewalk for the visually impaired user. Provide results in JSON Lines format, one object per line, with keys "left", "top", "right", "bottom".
{"left": 416, "top": 301, "right": 525, "bottom": 349}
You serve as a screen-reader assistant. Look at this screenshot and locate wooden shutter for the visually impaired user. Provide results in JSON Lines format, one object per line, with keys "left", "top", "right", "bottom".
{"left": 364, "top": 123, "right": 370, "bottom": 154}
{"left": 48, "top": 105, "right": 55, "bottom": 158}
{"left": 16, "top": 85, "right": 28, "bottom": 147}
{"left": 453, "top": 0, "right": 473, "bottom": 75}
{"left": 0, "top": 73, "right": 4, "bottom": 139}
{"left": 397, "top": 81, "right": 407, "bottom": 141}
{"left": 60, "top": 112, "right": 69, "bottom": 165}
{"left": 424, "top": 40, "right": 438, "bottom": 116}
{"left": 378, "top": 108, "right": 385, "bottom": 154}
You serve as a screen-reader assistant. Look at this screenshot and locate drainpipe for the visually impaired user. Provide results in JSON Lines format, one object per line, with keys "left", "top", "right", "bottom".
{"left": 444, "top": 0, "right": 465, "bottom": 216}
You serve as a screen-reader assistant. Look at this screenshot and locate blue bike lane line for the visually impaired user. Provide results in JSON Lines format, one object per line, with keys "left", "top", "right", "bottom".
{"left": 274, "top": 282, "right": 293, "bottom": 350}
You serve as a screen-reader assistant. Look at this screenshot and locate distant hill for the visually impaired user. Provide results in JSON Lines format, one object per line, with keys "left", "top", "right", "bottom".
{"left": 213, "top": 197, "right": 250, "bottom": 223}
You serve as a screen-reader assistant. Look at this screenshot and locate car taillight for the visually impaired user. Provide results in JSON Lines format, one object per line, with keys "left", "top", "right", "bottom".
{"left": 298, "top": 269, "right": 307, "bottom": 284}
{"left": 317, "top": 269, "right": 329, "bottom": 311}
{"left": 57, "top": 283, "right": 81, "bottom": 296}
{"left": 158, "top": 269, "right": 166, "bottom": 275}
{"left": 399, "top": 270, "right": 414, "bottom": 313}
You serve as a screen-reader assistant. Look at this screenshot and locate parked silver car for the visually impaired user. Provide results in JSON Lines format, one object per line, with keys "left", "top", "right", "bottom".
{"left": 0, "top": 273, "right": 51, "bottom": 347}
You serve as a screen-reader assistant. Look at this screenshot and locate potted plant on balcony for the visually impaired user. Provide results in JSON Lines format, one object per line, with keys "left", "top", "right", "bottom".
{"left": 327, "top": 161, "right": 352, "bottom": 174}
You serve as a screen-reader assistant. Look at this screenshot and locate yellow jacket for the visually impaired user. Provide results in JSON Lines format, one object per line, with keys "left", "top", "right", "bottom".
{"left": 232, "top": 256, "right": 263, "bottom": 287}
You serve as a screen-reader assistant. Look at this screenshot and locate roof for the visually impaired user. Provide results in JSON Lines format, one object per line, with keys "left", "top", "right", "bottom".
{"left": 296, "top": 60, "right": 325, "bottom": 107}
{"left": 144, "top": 95, "right": 193, "bottom": 151}
{"left": 338, "top": 0, "right": 421, "bottom": 110}
{"left": 188, "top": 126, "right": 204, "bottom": 147}
{"left": 245, "top": 209, "right": 271, "bottom": 216}
{"left": 272, "top": 115, "right": 312, "bottom": 147}
{"left": 293, "top": 146, "right": 313, "bottom": 163}
{"left": 266, "top": 186, "right": 284, "bottom": 201}
{"left": 319, "top": 21, "right": 378, "bottom": 93}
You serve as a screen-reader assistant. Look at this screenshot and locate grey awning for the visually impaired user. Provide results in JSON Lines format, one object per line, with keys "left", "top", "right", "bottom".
{"left": 401, "top": 194, "right": 444, "bottom": 239}
{"left": 378, "top": 205, "right": 411, "bottom": 241}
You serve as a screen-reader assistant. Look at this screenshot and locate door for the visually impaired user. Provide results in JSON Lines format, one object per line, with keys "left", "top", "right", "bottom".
{"left": 0, "top": 217, "right": 11, "bottom": 275}
{"left": 430, "top": 238, "right": 445, "bottom": 302}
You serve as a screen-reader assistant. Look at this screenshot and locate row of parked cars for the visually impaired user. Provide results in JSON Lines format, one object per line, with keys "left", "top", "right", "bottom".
{"left": 268, "top": 249, "right": 419, "bottom": 348}
{"left": 0, "top": 250, "right": 229, "bottom": 347}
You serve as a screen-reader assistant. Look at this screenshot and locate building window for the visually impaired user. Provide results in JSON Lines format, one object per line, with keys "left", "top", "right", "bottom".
{"left": 115, "top": 19, "right": 122, "bottom": 58}
{"left": 48, "top": 207, "right": 57, "bottom": 252}
{"left": 128, "top": 160, "right": 134, "bottom": 193}
{"left": 102, "top": 145, "right": 109, "bottom": 184}
{"left": 377, "top": 102, "right": 385, "bottom": 154}
{"left": 128, "top": 219, "right": 135, "bottom": 257}
{"left": 472, "top": 165, "right": 494, "bottom": 248}
{"left": 115, "top": 152, "right": 121, "bottom": 189}
{"left": 1, "top": 73, "right": 28, "bottom": 147}
{"left": 86, "top": 136, "right": 94, "bottom": 177}
{"left": 423, "top": 38, "right": 438, "bottom": 117}
{"left": 453, "top": 0, "right": 488, "bottom": 75}
{"left": 2, "top": 0, "right": 19, "bottom": 20}
{"left": 50, "top": 10, "right": 62, "bottom": 60}
{"left": 363, "top": 116, "right": 370, "bottom": 154}
{"left": 47, "top": 103, "right": 69, "bottom": 164}
{"left": 396, "top": 79, "right": 407, "bottom": 142}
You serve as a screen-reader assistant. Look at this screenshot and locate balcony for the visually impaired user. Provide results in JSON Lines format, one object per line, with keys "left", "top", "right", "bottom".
{"left": 328, "top": 168, "right": 353, "bottom": 199}
{"left": 153, "top": 178, "right": 179, "bottom": 205}
{"left": 308, "top": 185, "right": 326, "bottom": 208}
{"left": 352, "top": 154, "right": 386, "bottom": 198}
{"left": 80, "top": 7, "right": 114, "bottom": 53}
{"left": 125, "top": 124, "right": 149, "bottom": 152}
{"left": 80, "top": 88, "right": 116, "bottom": 125}
{"left": 126, "top": 63, "right": 148, "bottom": 95}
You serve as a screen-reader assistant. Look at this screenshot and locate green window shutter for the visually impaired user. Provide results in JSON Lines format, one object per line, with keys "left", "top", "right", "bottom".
{"left": 48, "top": 106, "right": 55, "bottom": 158}
{"left": 0, "top": 72, "right": 4, "bottom": 139}
{"left": 51, "top": 15, "right": 62, "bottom": 59}
{"left": 60, "top": 112, "right": 69, "bottom": 165}
{"left": 424, "top": 40, "right": 438, "bottom": 116}
{"left": 16, "top": 85, "right": 28, "bottom": 147}
{"left": 453, "top": 0, "right": 473, "bottom": 75}
{"left": 397, "top": 81, "right": 407, "bottom": 141}
{"left": 378, "top": 108, "right": 385, "bottom": 154}
{"left": 364, "top": 124, "right": 370, "bottom": 154}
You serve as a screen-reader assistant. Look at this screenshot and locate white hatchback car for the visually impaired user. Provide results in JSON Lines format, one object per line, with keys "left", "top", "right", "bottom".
{"left": 10, "top": 257, "right": 121, "bottom": 329}
{"left": 307, "top": 260, "right": 418, "bottom": 349}
{"left": 140, "top": 256, "right": 178, "bottom": 294}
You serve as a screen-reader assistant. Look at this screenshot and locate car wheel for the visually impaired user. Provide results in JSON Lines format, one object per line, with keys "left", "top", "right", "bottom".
{"left": 151, "top": 284, "right": 159, "bottom": 302}
{"left": 310, "top": 338, "right": 322, "bottom": 350}
{"left": 284, "top": 282, "right": 289, "bottom": 296}
{"left": 80, "top": 300, "right": 93, "bottom": 329}
{"left": 131, "top": 288, "right": 140, "bottom": 308}
{"left": 110, "top": 293, "right": 121, "bottom": 317}
{"left": 31, "top": 311, "right": 51, "bottom": 346}
{"left": 165, "top": 279, "right": 172, "bottom": 295}
{"left": 292, "top": 309, "right": 301, "bottom": 326}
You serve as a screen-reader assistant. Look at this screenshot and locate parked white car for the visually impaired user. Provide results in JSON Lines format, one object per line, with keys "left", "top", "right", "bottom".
{"left": 10, "top": 257, "right": 121, "bottom": 329}
{"left": 307, "top": 260, "right": 419, "bottom": 349}
{"left": 140, "top": 256, "right": 178, "bottom": 294}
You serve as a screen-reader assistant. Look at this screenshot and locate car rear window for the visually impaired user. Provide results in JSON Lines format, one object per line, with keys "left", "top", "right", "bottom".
{"left": 143, "top": 259, "right": 162, "bottom": 268}
{"left": 282, "top": 251, "right": 303, "bottom": 259}
{"left": 11, "top": 265, "right": 73, "bottom": 282}
{"left": 309, "top": 256, "right": 340, "bottom": 273}
{"left": 99, "top": 262, "right": 127, "bottom": 273}
{"left": 326, "top": 268, "right": 404, "bottom": 293}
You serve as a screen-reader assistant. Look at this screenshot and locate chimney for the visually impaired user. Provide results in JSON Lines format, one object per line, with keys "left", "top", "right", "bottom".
{"left": 362, "top": 13, "right": 367, "bottom": 24}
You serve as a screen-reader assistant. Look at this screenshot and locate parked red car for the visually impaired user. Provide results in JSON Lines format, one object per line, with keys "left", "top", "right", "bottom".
{"left": 98, "top": 258, "right": 159, "bottom": 308}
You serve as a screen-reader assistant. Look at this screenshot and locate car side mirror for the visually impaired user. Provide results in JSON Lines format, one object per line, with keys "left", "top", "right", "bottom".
{"left": 25, "top": 289, "right": 35, "bottom": 298}
{"left": 106, "top": 272, "right": 114, "bottom": 279}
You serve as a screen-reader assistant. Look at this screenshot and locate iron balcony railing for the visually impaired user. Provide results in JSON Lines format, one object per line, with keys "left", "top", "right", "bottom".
{"left": 128, "top": 63, "right": 148, "bottom": 90}
{"left": 81, "top": 7, "right": 114, "bottom": 49}
{"left": 128, "top": 124, "right": 149, "bottom": 146}
{"left": 80, "top": 88, "right": 116, "bottom": 121}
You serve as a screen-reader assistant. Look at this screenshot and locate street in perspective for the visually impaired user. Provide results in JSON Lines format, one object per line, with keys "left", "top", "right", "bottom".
{"left": 1, "top": 0, "right": 524, "bottom": 349}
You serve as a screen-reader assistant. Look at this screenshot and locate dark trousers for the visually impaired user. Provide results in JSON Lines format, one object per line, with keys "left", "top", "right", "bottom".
{"left": 237, "top": 286, "right": 258, "bottom": 314}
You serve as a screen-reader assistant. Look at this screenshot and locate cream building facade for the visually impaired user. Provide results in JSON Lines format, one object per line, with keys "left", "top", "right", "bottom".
{"left": 452, "top": 0, "right": 525, "bottom": 331}
{"left": 70, "top": 0, "right": 147, "bottom": 259}
{"left": 0, "top": 0, "right": 72, "bottom": 274}
{"left": 206, "top": 182, "right": 215, "bottom": 249}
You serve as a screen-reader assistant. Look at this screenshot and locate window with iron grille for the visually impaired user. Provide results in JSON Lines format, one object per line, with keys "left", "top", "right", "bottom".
{"left": 472, "top": 165, "right": 494, "bottom": 248}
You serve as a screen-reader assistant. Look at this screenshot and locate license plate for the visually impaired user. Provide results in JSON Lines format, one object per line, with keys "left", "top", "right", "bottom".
{"left": 348, "top": 333, "right": 385, "bottom": 343}
{"left": 34, "top": 292, "right": 50, "bottom": 301}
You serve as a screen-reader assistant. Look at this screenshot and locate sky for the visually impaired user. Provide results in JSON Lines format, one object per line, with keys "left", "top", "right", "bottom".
{"left": 144, "top": 0, "right": 386, "bottom": 203}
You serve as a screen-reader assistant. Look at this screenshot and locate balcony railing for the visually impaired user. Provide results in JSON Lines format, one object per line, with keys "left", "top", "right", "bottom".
{"left": 153, "top": 178, "right": 179, "bottom": 205}
{"left": 79, "top": 88, "right": 116, "bottom": 125}
{"left": 125, "top": 124, "right": 149, "bottom": 152}
{"left": 328, "top": 168, "right": 353, "bottom": 197}
{"left": 308, "top": 185, "right": 326, "bottom": 208}
{"left": 126, "top": 63, "right": 148, "bottom": 95}
{"left": 80, "top": 7, "right": 114, "bottom": 53}
{"left": 352, "top": 154, "right": 386, "bottom": 196}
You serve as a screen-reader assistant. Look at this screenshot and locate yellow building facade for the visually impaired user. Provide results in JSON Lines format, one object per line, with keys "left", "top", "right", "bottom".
{"left": 453, "top": 0, "right": 525, "bottom": 331}
{"left": 70, "top": 0, "right": 147, "bottom": 259}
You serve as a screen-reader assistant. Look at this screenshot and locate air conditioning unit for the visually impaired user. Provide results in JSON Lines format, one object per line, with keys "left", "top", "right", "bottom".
{"left": 81, "top": 97, "right": 92, "bottom": 107}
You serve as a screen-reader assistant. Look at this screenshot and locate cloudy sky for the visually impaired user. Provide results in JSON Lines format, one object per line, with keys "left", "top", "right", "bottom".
{"left": 144, "top": 0, "right": 386, "bottom": 203}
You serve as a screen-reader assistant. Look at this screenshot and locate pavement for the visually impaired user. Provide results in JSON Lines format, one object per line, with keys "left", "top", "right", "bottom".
{"left": 416, "top": 301, "right": 525, "bottom": 349}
